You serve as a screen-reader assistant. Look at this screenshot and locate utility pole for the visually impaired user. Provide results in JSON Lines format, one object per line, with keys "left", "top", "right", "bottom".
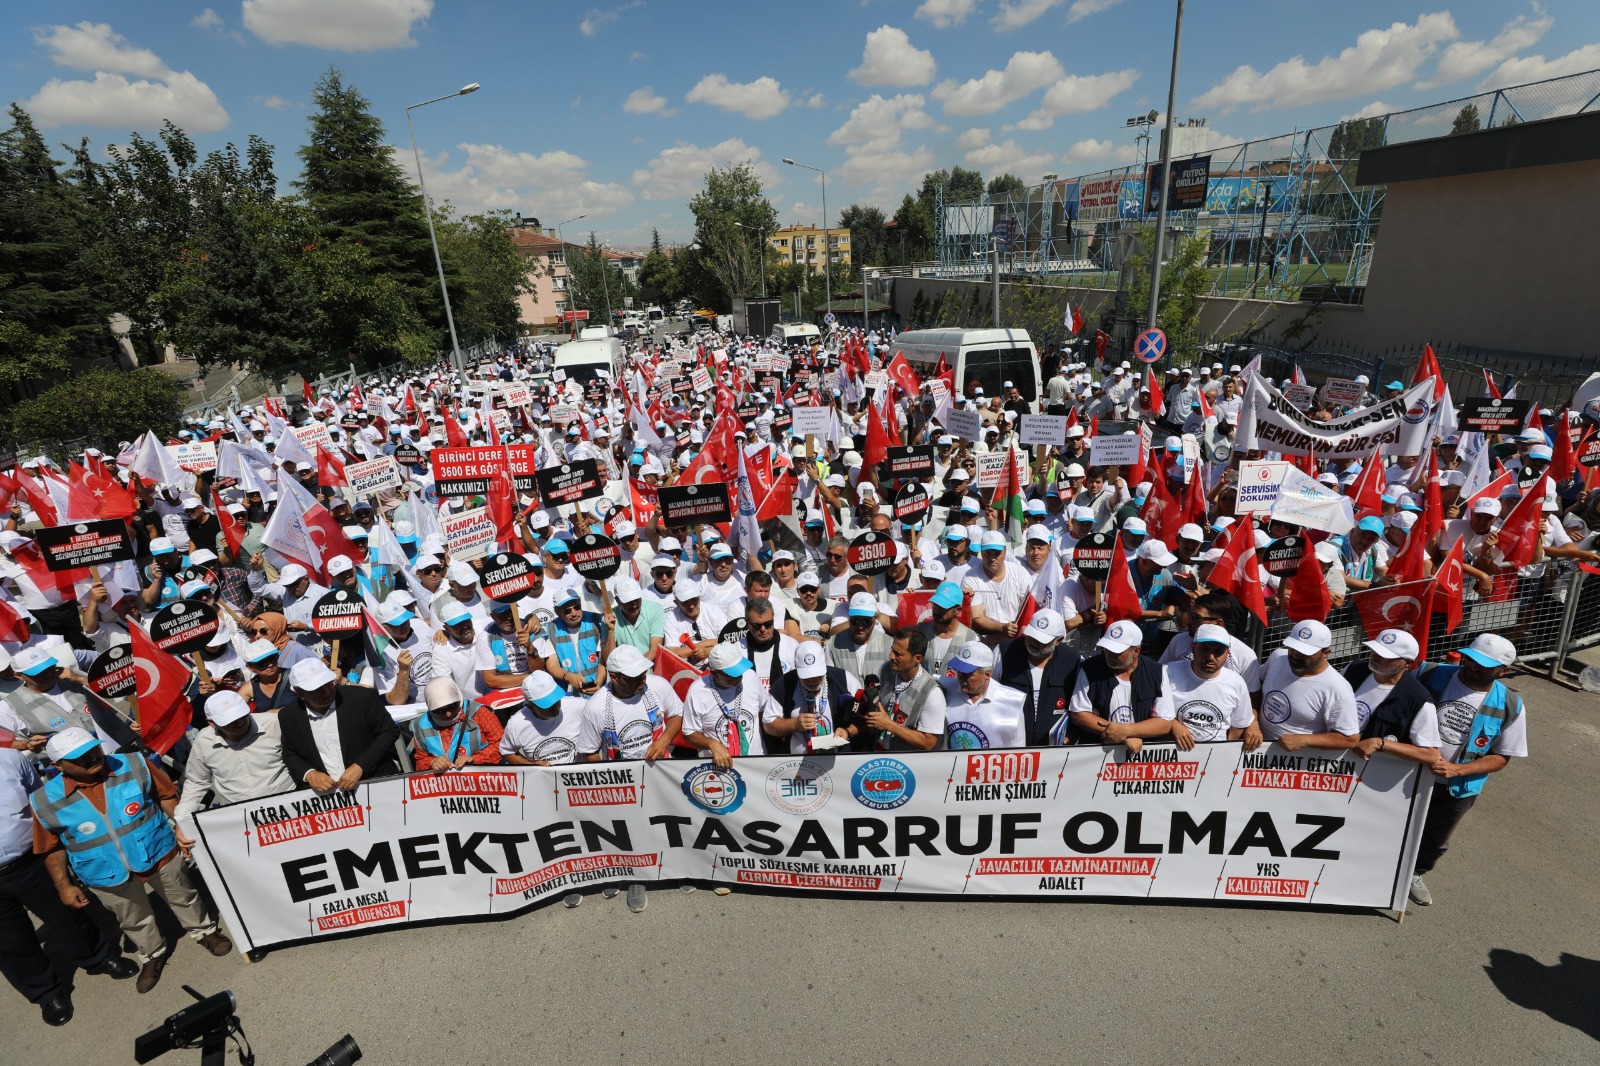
{"left": 1145, "top": 0, "right": 1186, "bottom": 333}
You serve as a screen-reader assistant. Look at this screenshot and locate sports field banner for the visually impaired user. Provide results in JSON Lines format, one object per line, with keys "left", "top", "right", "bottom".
{"left": 190, "top": 744, "right": 1429, "bottom": 953}
{"left": 1235, "top": 376, "right": 1434, "bottom": 458}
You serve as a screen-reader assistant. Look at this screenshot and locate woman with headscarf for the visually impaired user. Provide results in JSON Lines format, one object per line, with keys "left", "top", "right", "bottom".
{"left": 243, "top": 612, "right": 314, "bottom": 673}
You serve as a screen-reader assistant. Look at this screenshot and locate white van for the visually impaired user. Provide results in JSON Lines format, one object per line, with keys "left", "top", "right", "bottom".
{"left": 553, "top": 337, "right": 624, "bottom": 385}
{"left": 887, "top": 328, "right": 1042, "bottom": 403}
{"left": 771, "top": 322, "right": 821, "bottom": 348}
{"left": 645, "top": 306, "right": 666, "bottom": 326}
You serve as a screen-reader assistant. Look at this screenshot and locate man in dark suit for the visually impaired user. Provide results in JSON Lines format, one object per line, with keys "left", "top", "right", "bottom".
{"left": 997, "top": 609, "right": 1082, "bottom": 746}
{"left": 278, "top": 659, "right": 401, "bottom": 793}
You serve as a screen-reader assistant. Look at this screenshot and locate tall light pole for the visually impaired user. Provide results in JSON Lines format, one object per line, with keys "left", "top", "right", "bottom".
{"left": 592, "top": 233, "right": 614, "bottom": 329}
{"left": 1145, "top": 0, "right": 1185, "bottom": 338}
{"left": 555, "top": 214, "right": 585, "bottom": 334}
{"left": 406, "top": 82, "right": 480, "bottom": 378}
{"left": 782, "top": 157, "right": 828, "bottom": 319}
{"left": 734, "top": 221, "right": 767, "bottom": 297}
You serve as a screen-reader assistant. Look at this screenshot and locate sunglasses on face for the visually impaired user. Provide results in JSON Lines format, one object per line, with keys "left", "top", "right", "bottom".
{"left": 559, "top": 602, "right": 582, "bottom": 612}
{"left": 826, "top": 552, "right": 846, "bottom": 561}
{"left": 419, "top": 566, "right": 444, "bottom": 576}
{"left": 748, "top": 619, "right": 774, "bottom": 630}
{"left": 248, "top": 627, "right": 270, "bottom": 637}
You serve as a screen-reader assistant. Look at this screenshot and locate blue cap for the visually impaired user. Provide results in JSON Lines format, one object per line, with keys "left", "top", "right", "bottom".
{"left": 709, "top": 543, "right": 733, "bottom": 560}
{"left": 544, "top": 539, "right": 570, "bottom": 555}
{"left": 930, "top": 580, "right": 965, "bottom": 609}
{"left": 1357, "top": 516, "right": 1386, "bottom": 535}
{"left": 1385, "top": 380, "right": 1404, "bottom": 390}
{"left": 438, "top": 602, "right": 473, "bottom": 626}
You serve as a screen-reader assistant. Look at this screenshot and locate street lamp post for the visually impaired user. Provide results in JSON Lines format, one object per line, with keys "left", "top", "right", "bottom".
{"left": 734, "top": 221, "right": 767, "bottom": 297}
{"left": 1145, "top": 0, "right": 1186, "bottom": 339}
{"left": 782, "top": 157, "right": 828, "bottom": 319}
{"left": 406, "top": 82, "right": 480, "bottom": 379}
{"left": 593, "top": 233, "right": 613, "bottom": 328}
{"left": 555, "top": 214, "right": 585, "bottom": 335}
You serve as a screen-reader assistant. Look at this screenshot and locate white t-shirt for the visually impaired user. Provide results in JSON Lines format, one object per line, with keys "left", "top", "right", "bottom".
{"left": 1160, "top": 632, "right": 1263, "bottom": 692}
{"left": 1067, "top": 669, "right": 1174, "bottom": 726}
{"left": 941, "top": 676, "right": 1028, "bottom": 749}
{"left": 1432, "top": 674, "right": 1529, "bottom": 768}
{"left": 1351, "top": 674, "right": 1441, "bottom": 747}
{"left": 962, "top": 559, "right": 1034, "bottom": 626}
{"left": 1257, "top": 650, "right": 1359, "bottom": 740}
{"left": 499, "top": 701, "right": 588, "bottom": 765}
{"left": 1156, "top": 661, "right": 1254, "bottom": 742}
{"left": 680, "top": 673, "right": 779, "bottom": 756}
{"left": 576, "top": 675, "right": 683, "bottom": 759}
{"left": 439, "top": 631, "right": 497, "bottom": 700}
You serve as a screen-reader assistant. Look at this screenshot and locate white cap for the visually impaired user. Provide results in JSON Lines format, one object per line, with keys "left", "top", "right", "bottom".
{"left": 289, "top": 658, "right": 338, "bottom": 690}
{"left": 1064, "top": 463, "right": 1086, "bottom": 477}
{"left": 978, "top": 531, "right": 1007, "bottom": 551}
{"left": 612, "top": 519, "right": 637, "bottom": 538}
{"left": 707, "top": 643, "right": 752, "bottom": 677}
{"left": 1365, "top": 629, "right": 1419, "bottom": 660}
{"left": 1471, "top": 497, "right": 1502, "bottom": 516}
{"left": 1122, "top": 517, "right": 1148, "bottom": 535}
{"left": 1193, "top": 623, "right": 1231, "bottom": 646}
{"left": 520, "top": 671, "right": 564, "bottom": 709}
{"left": 674, "top": 578, "right": 702, "bottom": 602}
{"left": 180, "top": 495, "right": 202, "bottom": 510}
{"left": 848, "top": 592, "right": 880, "bottom": 617}
{"left": 1136, "top": 540, "right": 1177, "bottom": 567}
{"left": 1313, "top": 541, "right": 1340, "bottom": 564}
{"left": 1176, "top": 523, "right": 1204, "bottom": 543}
{"left": 243, "top": 638, "right": 280, "bottom": 663}
{"left": 613, "top": 576, "right": 643, "bottom": 603}
{"left": 45, "top": 727, "right": 100, "bottom": 762}
{"left": 447, "top": 561, "right": 478, "bottom": 585}
{"left": 188, "top": 548, "right": 219, "bottom": 566}
{"left": 1282, "top": 620, "right": 1332, "bottom": 654}
{"left": 948, "top": 640, "right": 996, "bottom": 673}
{"left": 1069, "top": 505, "right": 1095, "bottom": 522}
{"left": 326, "top": 555, "right": 354, "bottom": 576}
{"left": 1097, "top": 619, "right": 1143, "bottom": 653}
{"left": 1024, "top": 609, "right": 1066, "bottom": 641}
{"left": 205, "top": 690, "right": 252, "bottom": 727}
{"left": 606, "top": 645, "right": 651, "bottom": 676}
{"left": 920, "top": 558, "right": 946, "bottom": 582}
{"left": 13, "top": 645, "right": 63, "bottom": 676}
{"left": 794, "top": 642, "right": 827, "bottom": 680}
{"left": 1024, "top": 524, "right": 1053, "bottom": 544}
{"left": 377, "top": 600, "right": 414, "bottom": 626}
{"left": 1462, "top": 632, "right": 1517, "bottom": 667}
{"left": 278, "top": 562, "right": 308, "bottom": 585}
{"left": 796, "top": 570, "right": 821, "bottom": 588}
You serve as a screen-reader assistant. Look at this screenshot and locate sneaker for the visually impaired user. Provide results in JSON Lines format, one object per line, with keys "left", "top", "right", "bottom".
{"left": 713, "top": 885, "right": 731, "bottom": 896}
{"left": 85, "top": 955, "right": 139, "bottom": 979}
{"left": 198, "top": 931, "right": 233, "bottom": 957}
{"left": 602, "top": 886, "right": 620, "bottom": 900}
{"left": 563, "top": 893, "right": 581, "bottom": 909}
{"left": 1409, "top": 875, "right": 1432, "bottom": 906}
{"left": 678, "top": 884, "right": 697, "bottom": 894}
{"left": 136, "top": 956, "right": 168, "bottom": 995}
{"left": 626, "top": 884, "right": 647, "bottom": 913}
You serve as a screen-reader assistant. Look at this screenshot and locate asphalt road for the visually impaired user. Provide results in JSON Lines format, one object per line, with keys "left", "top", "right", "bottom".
{"left": 6, "top": 670, "right": 1596, "bottom": 1066}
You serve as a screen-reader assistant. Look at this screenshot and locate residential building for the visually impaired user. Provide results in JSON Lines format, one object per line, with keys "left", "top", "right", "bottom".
{"left": 508, "top": 218, "right": 582, "bottom": 334}
{"left": 770, "top": 224, "right": 851, "bottom": 273}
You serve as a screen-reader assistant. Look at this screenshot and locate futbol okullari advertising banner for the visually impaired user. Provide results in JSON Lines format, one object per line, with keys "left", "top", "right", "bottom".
{"left": 190, "top": 744, "right": 1430, "bottom": 952}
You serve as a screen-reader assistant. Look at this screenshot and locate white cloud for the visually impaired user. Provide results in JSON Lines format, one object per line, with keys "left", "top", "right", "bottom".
{"left": 36, "top": 22, "right": 168, "bottom": 78}
{"left": 915, "top": 0, "right": 978, "bottom": 29}
{"left": 992, "top": 0, "right": 1061, "bottom": 32}
{"left": 25, "top": 23, "right": 229, "bottom": 133}
{"left": 629, "top": 50, "right": 646, "bottom": 62}
{"left": 805, "top": 93, "right": 826, "bottom": 108}
{"left": 954, "top": 126, "right": 991, "bottom": 149}
{"left": 420, "top": 142, "right": 634, "bottom": 218}
{"left": 1193, "top": 13, "right": 1460, "bottom": 112}
{"left": 931, "top": 50, "right": 1063, "bottom": 115}
{"left": 242, "top": 0, "right": 433, "bottom": 51}
{"left": 685, "top": 73, "right": 790, "bottom": 119}
{"left": 1476, "top": 42, "right": 1600, "bottom": 91}
{"left": 834, "top": 142, "right": 936, "bottom": 193}
{"left": 850, "top": 25, "right": 936, "bottom": 88}
{"left": 26, "top": 71, "right": 230, "bottom": 133}
{"left": 259, "top": 94, "right": 292, "bottom": 110}
{"left": 622, "top": 87, "right": 675, "bottom": 116}
{"left": 963, "top": 138, "right": 1053, "bottom": 177}
{"left": 1422, "top": 9, "right": 1552, "bottom": 88}
{"left": 579, "top": 2, "right": 643, "bottom": 37}
{"left": 828, "top": 93, "right": 934, "bottom": 145}
{"left": 1067, "top": 0, "right": 1123, "bottom": 23}
{"left": 191, "top": 9, "right": 224, "bottom": 31}
{"left": 1062, "top": 137, "right": 1124, "bottom": 165}
{"left": 631, "top": 138, "right": 780, "bottom": 201}
{"left": 1012, "top": 68, "right": 1138, "bottom": 129}
{"left": 1337, "top": 100, "right": 1392, "bottom": 122}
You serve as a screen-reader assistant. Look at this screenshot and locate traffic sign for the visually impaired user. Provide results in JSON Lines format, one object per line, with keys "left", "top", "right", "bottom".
{"left": 1134, "top": 328, "right": 1167, "bottom": 364}
{"left": 823, "top": 312, "right": 836, "bottom": 326}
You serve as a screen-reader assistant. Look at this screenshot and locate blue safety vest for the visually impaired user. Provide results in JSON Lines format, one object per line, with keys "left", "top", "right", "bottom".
{"left": 30, "top": 754, "right": 177, "bottom": 888}
{"left": 1418, "top": 663, "right": 1523, "bottom": 798}
{"left": 414, "top": 714, "right": 486, "bottom": 760}
{"left": 551, "top": 615, "right": 604, "bottom": 693}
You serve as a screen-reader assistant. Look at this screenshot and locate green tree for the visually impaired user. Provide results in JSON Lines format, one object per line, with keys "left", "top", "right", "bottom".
{"left": 1124, "top": 225, "right": 1210, "bottom": 361}
{"left": 10, "top": 367, "right": 185, "bottom": 447}
{"left": 1326, "top": 116, "right": 1385, "bottom": 159}
{"left": 0, "top": 321, "right": 72, "bottom": 393}
{"left": 0, "top": 106, "right": 115, "bottom": 357}
{"left": 688, "top": 161, "right": 778, "bottom": 300}
{"left": 306, "top": 239, "right": 435, "bottom": 369}
{"left": 891, "top": 193, "right": 934, "bottom": 262}
{"left": 837, "top": 203, "right": 887, "bottom": 268}
{"left": 1451, "top": 103, "right": 1482, "bottom": 135}
{"left": 565, "top": 233, "right": 638, "bottom": 325}
{"left": 296, "top": 68, "right": 444, "bottom": 339}
{"left": 434, "top": 207, "right": 529, "bottom": 344}
{"left": 673, "top": 243, "right": 728, "bottom": 312}
{"left": 637, "top": 229, "right": 678, "bottom": 305}
{"left": 987, "top": 173, "right": 1026, "bottom": 198}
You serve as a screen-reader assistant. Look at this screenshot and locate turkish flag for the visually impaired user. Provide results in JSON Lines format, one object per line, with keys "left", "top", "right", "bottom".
{"left": 1180, "top": 454, "right": 1209, "bottom": 528}
{"left": 1435, "top": 538, "right": 1465, "bottom": 633}
{"left": 316, "top": 446, "right": 347, "bottom": 488}
{"left": 1145, "top": 368, "right": 1164, "bottom": 417}
{"left": 125, "top": 623, "right": 197, "bottom": 755}
{"left": 1386, "top": 525, "right": 1428, "bottom": 585}
{"left": 74, "top": 461, "right": 137, "bottom": 520}
{"left": 303, "top": 501, "right": 365, "bottom": 581}
{"left": 0, "top": 596, "right": 30, "bottom": 642}
{"left": 1352, "top": 579, "right": 1434, "bottom": 640}
{"left": 1421, "top": 450, "right": 1443, "bottom": 546}
{"left": 1140, "top": 469, "right": 1182, "bottom": 546}
{"left": 885, "top": 352, "right": 921, "bottom": 398}
{"left": 1284, "top": 549, "right": 1331, "bottom": 622}
{"left": 1345, "top": 455, "right": 1385, "bottom": 518}
{"left": 1551, "top": 411, "right": 1577, "bottom": 483}
{"left": 302, "top": 380, "right": 315, "bottom": 404}
{"left": 442, "top": 408, "right": 471, "bottom": 447}
{"left": 897, "top": 589, "right": 935, "bottom": 629}
{"left": 1205, "top": 513, "right": 1268, "bottom": 626}
{"left": 862, "top": 400, "right": 891, "bottom": 470}
{"left": 1105, "top": 541, "right": 1144, "bottom": 625}
{"left": 486, "top": 462, "right": 517, "bottom": 548}
{"left": 213, "top": 489, "right": 245, "bottom": 559}
{"left": 1412, "top": 342, "right": 1446, "bottom": 401}
{"left": 1495, "top": 473, "right": 1549, "bottom": 572}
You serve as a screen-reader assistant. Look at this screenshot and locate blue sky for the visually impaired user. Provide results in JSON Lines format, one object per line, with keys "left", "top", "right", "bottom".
{"left": 4, "top": 1, "right": 1598, "bottom": 249}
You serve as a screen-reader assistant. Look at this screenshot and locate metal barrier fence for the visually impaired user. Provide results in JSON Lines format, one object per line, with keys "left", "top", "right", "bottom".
{"left": 1254, "top": 567, "right": 1596, "bottom": 688}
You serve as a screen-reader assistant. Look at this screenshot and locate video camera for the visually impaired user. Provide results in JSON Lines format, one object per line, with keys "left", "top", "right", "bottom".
{"left": 134, "top": 985, "right": 361, "bottom": 1066}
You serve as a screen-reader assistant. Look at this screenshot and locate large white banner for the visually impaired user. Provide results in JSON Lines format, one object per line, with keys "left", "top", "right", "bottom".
{"left": 191, "top": 745, "right": 1428, "bottom": 952}
{"left": 1235, "top": 376, "right": 1434, "bottom": 458}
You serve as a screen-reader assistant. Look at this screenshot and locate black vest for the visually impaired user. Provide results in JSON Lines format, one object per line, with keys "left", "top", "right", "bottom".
{"left": 1342, "top": 660, "right": 1433, "bottom": 743}
{"left": 1069, "top": 655, "right": 1162, "bottom": 743}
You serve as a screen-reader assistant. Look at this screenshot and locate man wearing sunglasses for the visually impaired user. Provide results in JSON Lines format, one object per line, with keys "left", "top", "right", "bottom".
{"left": 1154, "top": 624, "right": 1260, "bottom": 751}
{"left": 436, "top": 601, "right": 528, "bottom": 702}
{"left": 533, "top": 589, "right": 611, "bottom": 697}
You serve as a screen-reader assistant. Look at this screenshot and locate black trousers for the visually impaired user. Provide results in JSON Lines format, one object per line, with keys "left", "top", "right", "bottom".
{"left": 0, "top": 852, "right": 116, "bottom": 1003}
{"left": 1415, "top": 782, "right": 1477, "bottom": 877}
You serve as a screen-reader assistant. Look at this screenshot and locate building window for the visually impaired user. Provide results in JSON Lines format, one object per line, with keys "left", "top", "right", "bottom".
{"left": 549, "top": 251, "right": 564, "bottom": 267}
{"left": 553, "top": 277, "right": 566, "bottom": 291}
